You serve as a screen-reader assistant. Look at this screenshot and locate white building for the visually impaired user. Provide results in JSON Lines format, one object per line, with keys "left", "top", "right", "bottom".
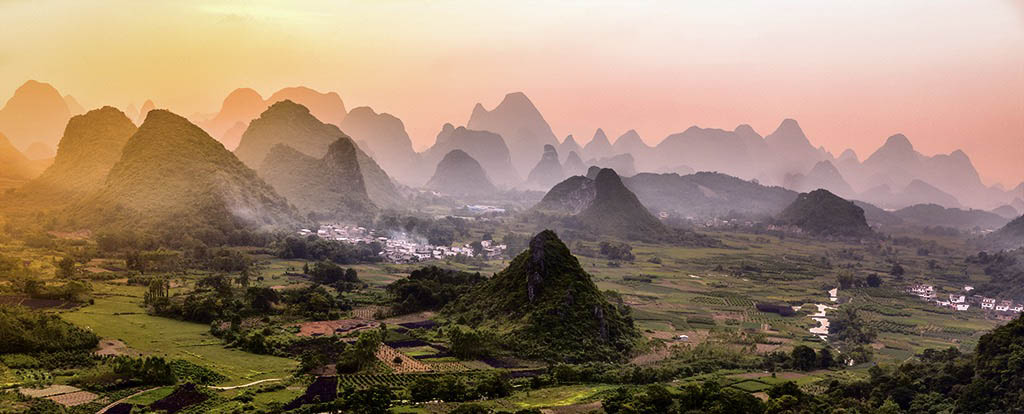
{"left": 981, "top": 298, "right": 996, "bottom": 310}
{"left": 996, "top": 301, "right": 1012, "bottom": 312}
{"left": 950, "top": 294, "right": 966, "bottom": 304}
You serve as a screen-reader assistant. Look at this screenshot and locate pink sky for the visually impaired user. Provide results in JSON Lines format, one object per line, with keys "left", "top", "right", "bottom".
{"left": 1, "top": 0, "right": 1021, "bottom": 186}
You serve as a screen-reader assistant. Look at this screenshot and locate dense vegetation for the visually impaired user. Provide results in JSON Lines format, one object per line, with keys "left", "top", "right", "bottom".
{"left": 0, "top": 306, "right": 98, "bottom": 354}
{"left": 386, "top": 265, "right": 485, "bottom": 315}
{"left": 445, "top": 230, "right": 639, "bottom": 362}
{"left": 778, "top": 189, "right": 873, "bottom": 237}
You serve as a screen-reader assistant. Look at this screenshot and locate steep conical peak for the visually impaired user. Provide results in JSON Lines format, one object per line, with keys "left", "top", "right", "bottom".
{"left": 767, "top": 118, "right": 809, "bottom": 144}
{"left": 838, "top": 148, "right": 859, "bottom": 162}
{"left": 882, "top": 134, "right": 914, "bottom": 152}
{"left": 562, "top": 134, "right": 578, "bottom": 146}
{"left": 592, "top": 128, "right": 608, "bottom": 143}
{"left": 541, "top": 144, "right": 558, "bottom": 158}
{"left": 615, "top": 129, "right": 641, "bottom": 143}
{"left": 426, "top": 149, "right": 497, "bottom": 196}
{"left": 138, "top": 100, "right": 156, "bottom": 123}
{"left": 494, "top": 91, "right": 541, "bottom": 115}
{"left": 779, "top": 189, "right": 872, "bottom": 237}
{"left": 64, "top": 95, "right": 85, "bottom": 115}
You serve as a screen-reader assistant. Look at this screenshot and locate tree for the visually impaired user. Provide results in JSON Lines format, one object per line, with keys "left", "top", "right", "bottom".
{"left": 818, "top": 347, "right": 835, "bottom": 369}
{"left": 57, "top": 257, "right": 75, "bottom": 278}
{"left": 866, "top": 273, "right": 882, "bottom": 287}
{"left": 890, "top": 263, "right": 905, "bottom": 278}
{"left": 791, "top": 345, "right": 817, "bottom": 371}
{"left": 829, "top": 306, "right": 877, "bottom": 345}
{"left": 337, "top": 385, "right": 393, "bottom": 414}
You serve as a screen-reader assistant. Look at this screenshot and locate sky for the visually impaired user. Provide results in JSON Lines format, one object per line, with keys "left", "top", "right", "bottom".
{"left": 1, "top": 0, "right": 1022, "bottom": 186}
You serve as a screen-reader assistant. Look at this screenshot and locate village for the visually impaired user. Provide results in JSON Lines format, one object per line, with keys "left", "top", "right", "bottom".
{"left": 299, "top": 223, "right": 508, "bottom": 264}
{"left": 907, "top": 284, "right": 1024, "bottom": 317}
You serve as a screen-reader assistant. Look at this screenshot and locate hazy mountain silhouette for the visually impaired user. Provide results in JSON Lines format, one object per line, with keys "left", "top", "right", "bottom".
{"left": 783, "top": 160, "right": 855, "bottom": 197}
{"left": 526, "top": 144, "right": 565, "bottom": 190}
{"left": 238, "top": 100, "right": 401, "bottom": 209}
{"left": 992, "top": 205, "right": 1020, "bottom": 219}
{"left": 339, "top": 106, "right": 419, "bottom": 185}
{"left": 467, "top": 92, "right": 557, "bottom": 175}
{"left": 258, "top": 139, "right": 376, "bottom": 218}
{"left": 778, "top": 189, "right": 872, "bottom": 237}
{"left": 201, "top": 86, "right": 347, "bottom": 148}
{"left": 235, "top": 100, "right": 342, "bottom": 168}
{"left": 0, "top": 80, "right": 72, "bottom": 151}
{"left": 63, "top": 95, "right": 85, "bottom": 116}
{"left": 623, "top": 171, "right": 798, "bottom": 219}
{"left": 558, "top": 134, "right": 582, "bottom": 163}
{"left": 0, "top": 132, "right": 41, "bottom": 188}
{"left": 582, "top": 128, "right": 614, "bottom": 161}
{"left": 444, "top": 229, "right": 639, "bottom": 362}
{"left": 266, "top": 86, "right": 346, "bottom": 126}
{"left": 536, "top": 168, "right": 668, "bottom": 239}
{"left": 611, "top": 129, "right": 651, "bottom": 166}
{"left": 24, "top": 142, "right": 55, "bottom": 160}
{"left": 892, "top": 204, "right": 1008, "bottom": 231}
{"left": 563, "top": 151, "right": 586, "bottom": 177}
{"left": 21, "top": 107, "right": 137, "bottom": 202}
{"left": 422, "top": 124, "right": 519, "bottom": 186}
{"left": 587, "top": 153, "right": 635, "bottom": 177}
{"left": 852, "top": 134, "right": 986, "bottom": 208}
{"left": 137, "top": 100, "right": 156, "bottom": 124}
{"left": 861, "top": 179, "right": 962, "bottom": 210}
{"left": 425, "top": 149, "right": 497, "bottom": 197}
{"left": 71, "top": 110, "right": 298, "bottom": 236}
{"left": 652, "top": 125, "right": 759, "bottom": 180}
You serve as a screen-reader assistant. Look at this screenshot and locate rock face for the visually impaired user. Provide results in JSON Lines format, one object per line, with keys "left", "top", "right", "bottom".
{"left": 338, "top": 106, "right": 419, "bottom": 184}
{"left": 582, "top": 128, "right": 614, "bottom": 161}
{"left": 26, "top": 107, "right": 138, "bottom": 199}
{"left": 467, "top": 92, "right": 558, "bottom": 175}
{"left": 526, "top": 144, "right": 564, "bottom": 189}
{"left": 0, "top": 80, "right": 72, "bottom": 150}
{"left": 258, "top": 138, "right": 377, "bottom": 218}
{"left": 238, "top": 100, "right": 401, "bottom": 209}
{"left": 425, "top": 150, "right": 497, "bottom": 197}
{"left": 778, "top": 189, "right": 873, "bottom": 237}
{"left": 444, "top": 230, "right": 639, "bottom": 362}
{"left": 422, "top": 124, "right": 520, "bottom": 186}
{"left": 535, "top": 169, "right": 668, "bottom": 239}
{"left": 72, "top": 110, "right": 299, "bottom": 238}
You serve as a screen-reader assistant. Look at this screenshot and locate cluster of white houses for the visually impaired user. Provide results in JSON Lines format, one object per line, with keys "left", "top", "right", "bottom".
{"left": 908, "top": 284, "right": 1024, "bottom": 314}
{"left": 300, "top": 224, "right": 507, "bottom": 264}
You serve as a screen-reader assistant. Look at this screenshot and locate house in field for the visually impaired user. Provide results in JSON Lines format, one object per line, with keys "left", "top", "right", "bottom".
{"left": 981, "top": 298, "right": 996, "bottom": 310}
{"left": 954, "top": 303, "right": 970, "bottom": 311}
{"left": 949, "top": 294, "right": 966, "bottom": 304}
{"left": 908, "top": 285, "right": 935, "bottom": 300}
{"left": 996, "top": 300, "right": 1012, "bottom": 312}
{"left": 1012, "top": 303, "right": 1023, "bottom": 313}
{"left": 935, "top": 299, "right": 951, "bottom": 307}
{"left": 963, "top": 285, "right": 974, "bottom": 292}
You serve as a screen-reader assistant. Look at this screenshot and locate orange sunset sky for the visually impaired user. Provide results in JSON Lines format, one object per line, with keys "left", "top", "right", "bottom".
{"left": 1, "top": 0, "right": 1022, "bottom": 186}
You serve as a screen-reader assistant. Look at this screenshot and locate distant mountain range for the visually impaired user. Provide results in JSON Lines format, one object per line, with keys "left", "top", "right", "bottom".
{"left": 338, "top": 106, "right": 419, "bottom": 185}
{"left": 525, "top": 144, "right": 565, "bottom": 190}
{"left": 535, "top": 168, "right": 669, "bottom": 240}
{"left": 467, "top": 92, "right": 558, "bottom": 176}
{"left": 198, "top": 86, "right": 347, "bottom": 150}
{"left": 421, "top": 124, "right": 519, "bottom": 187}
{"left": 242, "top": 101, "right": 402, "bottom": 210}
{"left": 0, "top": 80, "right": 72, "bottom": 152}
{"left": 259, "top": 139, "right": 377, "bottom": 219}
{"left": 425, "top": 149, "right": 497, "bottom": 197}
{"left": 69, "top": 110, "right": 299, "bottom": 242}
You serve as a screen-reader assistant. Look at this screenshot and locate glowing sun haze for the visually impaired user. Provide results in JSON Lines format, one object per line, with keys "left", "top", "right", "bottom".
{"left": 1, "top": 0, "right": 1021, "bottom": 185}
